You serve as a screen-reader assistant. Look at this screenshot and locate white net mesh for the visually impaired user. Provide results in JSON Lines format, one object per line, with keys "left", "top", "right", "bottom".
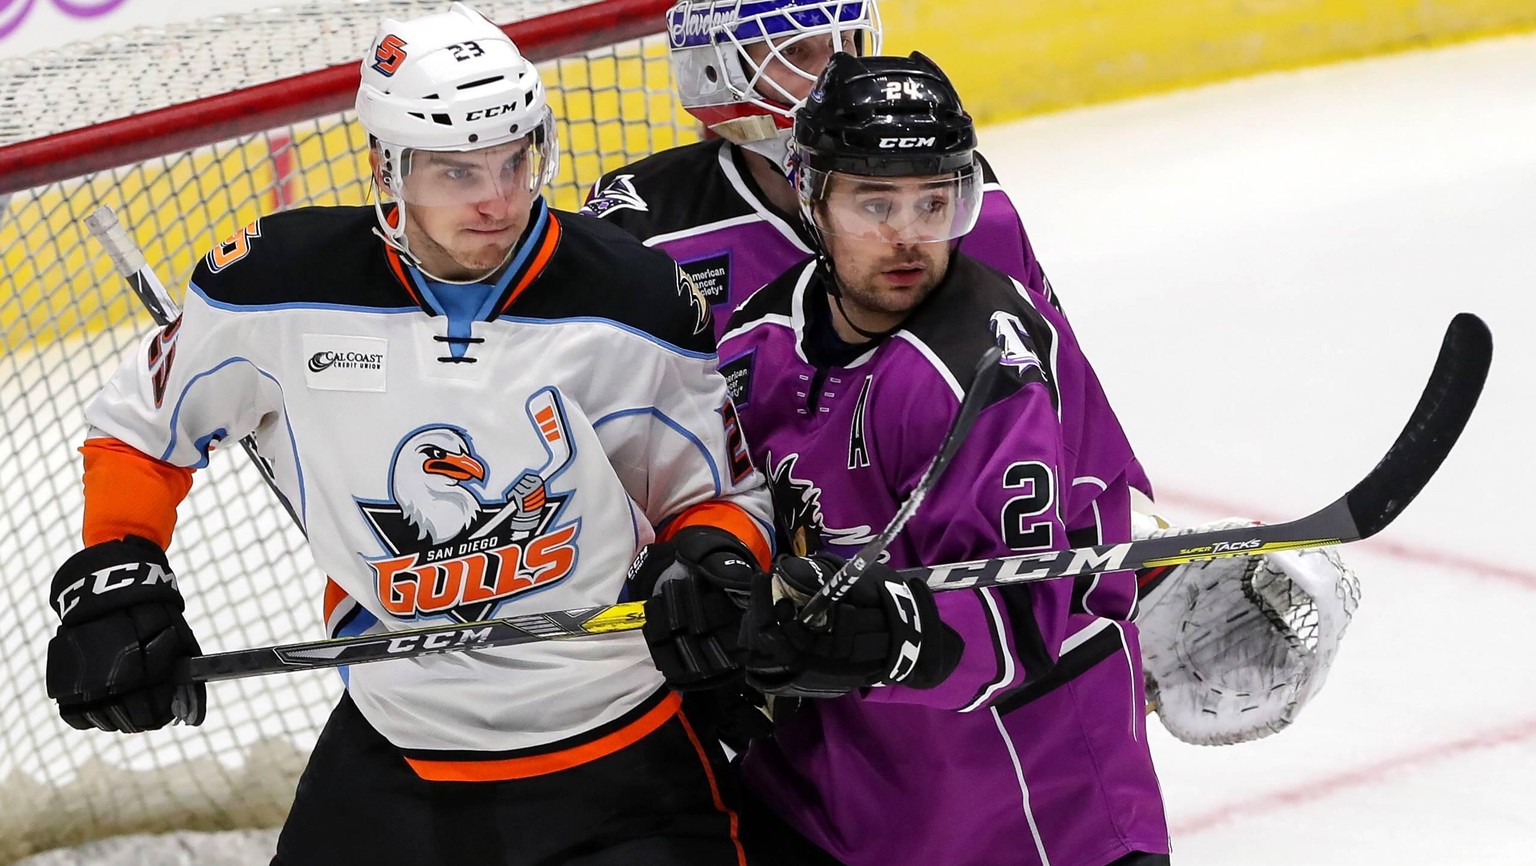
{"left": 0, "top": 1, "right": 694, "bottom": 861}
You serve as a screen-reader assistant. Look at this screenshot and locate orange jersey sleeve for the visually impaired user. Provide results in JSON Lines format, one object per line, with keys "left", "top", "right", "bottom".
{"left": 660, "top": 500, "right": 772, "bottom": 570}
{"left": 81, "top": 438, "right": 194, "bottom": 548}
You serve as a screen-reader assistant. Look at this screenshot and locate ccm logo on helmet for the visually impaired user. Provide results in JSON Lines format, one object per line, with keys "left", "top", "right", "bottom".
{"left": 373, "top": 35, "right": 408, "bottom": 76}
{"left": 466, "top": 103, "right": 524, "bottom": 121}
{"left": 878, "top": 136, "right": 937, "bottom": 149}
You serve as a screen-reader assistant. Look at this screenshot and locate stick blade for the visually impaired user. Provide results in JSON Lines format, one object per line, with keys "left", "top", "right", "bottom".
{"left": 1346, "top": 312, "right": 1491, "bottom": 537}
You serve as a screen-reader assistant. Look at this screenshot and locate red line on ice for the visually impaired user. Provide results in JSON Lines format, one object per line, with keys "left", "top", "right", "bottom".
{"left": 1175, "top": 715, "right": 1536, "bottom": 836}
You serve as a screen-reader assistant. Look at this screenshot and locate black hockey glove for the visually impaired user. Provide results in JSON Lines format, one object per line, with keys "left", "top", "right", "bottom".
{"left": 742, "top": 554, "right": 962, "bottom": 699}
{"left": 45, "top": 535, "right": 207, "bottom": 733}
{"left": 634, "top": 526, "right": 759, "bottom": 691}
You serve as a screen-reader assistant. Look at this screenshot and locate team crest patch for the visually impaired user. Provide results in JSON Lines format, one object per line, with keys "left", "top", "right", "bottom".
{"left": 356, "top": 387, "right": 581, "bottom": 623}
{"left": 989, "top": 311, "right": 1044, "bottom": 376}
{"left": 582, "top": 174, "right": 649, "bottom": 218}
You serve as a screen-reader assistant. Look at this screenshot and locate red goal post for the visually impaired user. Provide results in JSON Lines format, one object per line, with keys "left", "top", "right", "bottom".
{"left": 0, "top": 1, "right": 691, "bottom": 861}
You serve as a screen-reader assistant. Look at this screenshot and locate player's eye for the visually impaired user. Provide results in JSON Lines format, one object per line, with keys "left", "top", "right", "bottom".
{"left": 858, "top": 198, "right": 892, "bottom": 219}
{"left": 918, "top": 195, "right": 950, "bottom": 216}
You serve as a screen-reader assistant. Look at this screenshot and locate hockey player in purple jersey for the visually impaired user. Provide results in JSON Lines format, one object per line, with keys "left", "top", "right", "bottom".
{"left": 642, "top": 53, "right": 1171, "bottom": 865}
{"left": 580, "top": 0, "right": 1055, "bottom": 338}
{"left": 612, "top": 0, "right": 1363, "bottom": 756}
{"left": 43, "top": 5, "right": 772, "bottom": 865}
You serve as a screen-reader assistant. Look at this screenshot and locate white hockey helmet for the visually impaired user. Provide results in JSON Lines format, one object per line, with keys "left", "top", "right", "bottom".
{"left": 667, "top": 0, "right": 882, "bottom": 145}
{"left": 357, "top": 3, "right": 559, "bottom": 245}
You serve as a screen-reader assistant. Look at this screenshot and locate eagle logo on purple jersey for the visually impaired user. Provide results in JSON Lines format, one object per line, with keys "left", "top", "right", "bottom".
{"left": 581, "top": 174, "right": 649, "bottom": 218}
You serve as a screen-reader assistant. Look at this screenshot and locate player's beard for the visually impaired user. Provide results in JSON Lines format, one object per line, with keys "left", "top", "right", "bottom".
{"left": 832, "top": 243, "right": 949, "bottom": 328}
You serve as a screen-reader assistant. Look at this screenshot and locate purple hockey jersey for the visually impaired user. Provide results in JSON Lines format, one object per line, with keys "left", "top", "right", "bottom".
{"left": 718, "top": 256, "right": 1169, "bottom": 866}
{"left": 581, "top": 138, "right": 1056, "bottom": 341}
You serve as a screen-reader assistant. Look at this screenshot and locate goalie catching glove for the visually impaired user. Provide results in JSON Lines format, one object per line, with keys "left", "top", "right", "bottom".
{"left": 1136, "top": 516, "right": 1361, "bottom": 745}
{"left": 45, "top": 535, "right": 206, "bottom": 733}
{"left": 742, "top": 554, "right": 963, "bottom": 699}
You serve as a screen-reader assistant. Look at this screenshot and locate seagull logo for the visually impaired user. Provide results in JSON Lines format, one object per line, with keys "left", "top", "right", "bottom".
{"left": 357, "top": 388, "right": 582, "bottom": 622}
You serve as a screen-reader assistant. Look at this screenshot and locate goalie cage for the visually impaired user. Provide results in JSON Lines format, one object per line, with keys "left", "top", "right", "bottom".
{"left": 0, "top": 0, "right": 693, "bottom": 862}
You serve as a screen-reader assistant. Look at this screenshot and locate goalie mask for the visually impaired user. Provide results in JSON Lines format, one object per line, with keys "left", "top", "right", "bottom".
{"left": 667, "top": 0, "right": 882, "bottom": 171}
{"left": 793, "top": 52, "right": 984, "bottom": 248}
{"left": 356, "top": 2, "right": 560, "bottom": 275}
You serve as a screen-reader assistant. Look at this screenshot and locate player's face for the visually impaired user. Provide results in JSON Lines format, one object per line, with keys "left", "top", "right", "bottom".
{"left": 820, "top": 174, "right": 952, "bottom": 333}
{"left": 401, "top": 141, "right": 537, "bottom": 280}
{"left": 742, "top": 30, "right": 859, "bottom": 108}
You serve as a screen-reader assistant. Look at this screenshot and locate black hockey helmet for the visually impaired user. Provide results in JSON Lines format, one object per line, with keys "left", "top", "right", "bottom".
{"left": 792, "top": 52, "right": 984, "bottom": 250}
{"left": 793, "top": 51, "right": 977, "bottom": 178}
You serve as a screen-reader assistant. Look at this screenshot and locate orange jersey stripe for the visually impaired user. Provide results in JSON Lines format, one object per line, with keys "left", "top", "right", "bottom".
{"left": 80, "top": 438, "right": 193, "bottom": 548}
{"left": 322, "top": 577, "right": 351, "bottom": 628}
{"left": 677, "top": 706, "right": 749, "bottom": 866}
{"left": 383, "top": 244, "right": 424, "bottom": 307}
{"left": 662, "top": 501, "right": 773, "bottom": 570}
{"left": 404, "top": 691, "right": 682, "bottom": 783}
{"left": 497, "top": 213, "right": 562, "bottom": 314}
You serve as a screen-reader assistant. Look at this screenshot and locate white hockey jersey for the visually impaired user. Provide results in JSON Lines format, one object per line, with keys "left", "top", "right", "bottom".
{"left": 83, "top": 201, "right": 772, "bottom": 778}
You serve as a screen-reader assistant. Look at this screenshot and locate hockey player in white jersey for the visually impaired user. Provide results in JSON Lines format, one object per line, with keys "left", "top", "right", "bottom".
{"left": 43, "top": 5, "right": 772, "bottom": 865}
{"left": 591, "top": 0, "right": 1363, "bottom": 750}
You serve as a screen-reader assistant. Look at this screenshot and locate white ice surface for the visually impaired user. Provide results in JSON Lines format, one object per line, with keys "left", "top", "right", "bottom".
{"left": 980, "top": 32, "right": 1536, "bottom": 865}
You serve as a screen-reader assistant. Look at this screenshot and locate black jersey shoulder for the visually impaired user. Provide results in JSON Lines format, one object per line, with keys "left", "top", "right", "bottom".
{"left": 509, "top": 210, "right": 717, "bottom": 354}
{"left": 723, "top": 258, "right": 814, "bottom": 334}
{"left": 975, "top": 150, "right": 1002, "bottom": 184}
{"left": 903, "top": 254, "right": 1059, "bottom": 410}
{"left": 188, "top": 206, "right": 414, "bottom": 310}
{"left": 581, "top": 139, "right": 755, "bottom": 242}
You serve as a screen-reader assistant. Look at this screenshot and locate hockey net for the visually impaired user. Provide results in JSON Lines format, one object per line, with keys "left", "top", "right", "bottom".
{"left": 0, "top": 0, "right": 693, "bottom": 862}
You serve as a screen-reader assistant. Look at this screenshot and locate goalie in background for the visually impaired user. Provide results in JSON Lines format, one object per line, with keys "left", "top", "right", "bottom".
{"left": 641, "top": 52, "right": 1171, "bottom": 865}
{"left": 42, "top": 4, "right": 774, "bottom": 865}
{"left": 595, "top": 0, "right": 1363, "bottom": 750}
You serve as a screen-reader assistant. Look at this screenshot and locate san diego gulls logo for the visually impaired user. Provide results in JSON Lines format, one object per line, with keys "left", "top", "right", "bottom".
{"left": 581, "top": 174, "right": 649, "bottom": 218}
{"left": 357, "top": 387, "right": 581, "bottom": 623}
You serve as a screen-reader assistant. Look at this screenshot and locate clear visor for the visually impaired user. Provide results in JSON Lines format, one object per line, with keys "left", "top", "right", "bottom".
{"left": 383, "top": 118, "right": 558, "bottom": 207}
{"left": 801, "top": 164, "right": 984, "bottom": 244}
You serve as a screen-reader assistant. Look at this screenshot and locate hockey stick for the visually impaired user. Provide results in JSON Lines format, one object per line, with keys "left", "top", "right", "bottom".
{"left": 798, "top": 345, "right": 1003, "bottom": 625}
{"left": 83, "top": 206, "right": 307, "bottom": 534}
{"left": 174, "top": 312, "right": 1490, "bottom": 683}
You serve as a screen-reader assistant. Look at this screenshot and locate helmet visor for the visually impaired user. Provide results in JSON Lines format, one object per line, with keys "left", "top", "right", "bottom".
{"left": 393, "top": 139, "right": 552, "bottom": 207}
{"left": 802, "top": 164, "right": 983, "bottom": 244}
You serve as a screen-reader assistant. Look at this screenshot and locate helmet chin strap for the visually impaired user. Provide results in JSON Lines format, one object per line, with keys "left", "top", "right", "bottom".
{"left": 820, "top": 257, "right": 901, "bottom": 342}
